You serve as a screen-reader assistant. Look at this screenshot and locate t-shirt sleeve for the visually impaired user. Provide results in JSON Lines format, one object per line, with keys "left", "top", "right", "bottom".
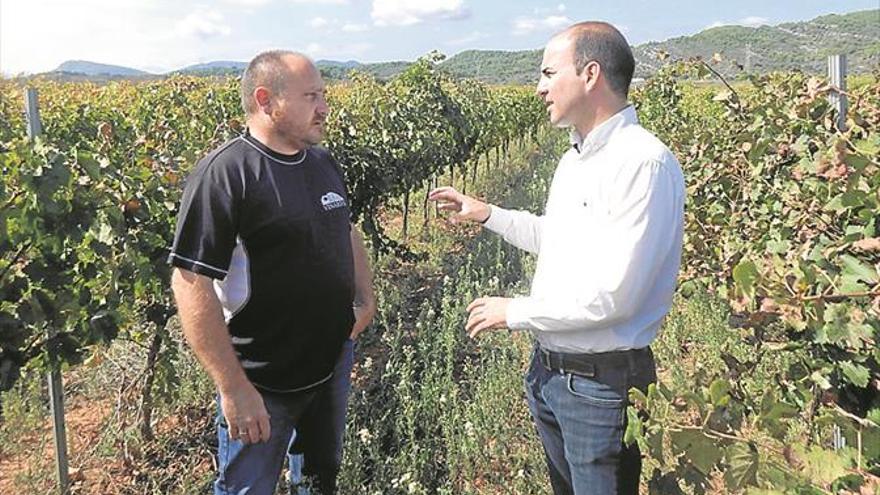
{"left": 167, "top": 157, "right": 240, "bottom": 279}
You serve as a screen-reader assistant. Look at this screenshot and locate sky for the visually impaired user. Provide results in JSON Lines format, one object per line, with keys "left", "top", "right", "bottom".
{"left": 0, "top": 0, "right": 876, "bottom": 75}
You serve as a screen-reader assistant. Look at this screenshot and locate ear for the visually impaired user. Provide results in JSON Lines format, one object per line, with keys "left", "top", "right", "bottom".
{"left": 581, "top": 61, "right": 601, "bottom": 92}
{"left": 254, "top": 87, "right": 271, "bottom": 112}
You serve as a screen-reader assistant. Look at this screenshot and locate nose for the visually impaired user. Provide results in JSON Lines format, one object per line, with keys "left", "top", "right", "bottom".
{"left": 535, "top": 79, "right": 547, "bottom": 99}
{"left": 316, "top": 95, "right": 329, "bottom": 117}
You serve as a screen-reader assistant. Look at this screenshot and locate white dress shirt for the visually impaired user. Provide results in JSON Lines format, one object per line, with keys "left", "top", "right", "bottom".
{"left": 483, "top": 105, "right": 685, "bottom": 353}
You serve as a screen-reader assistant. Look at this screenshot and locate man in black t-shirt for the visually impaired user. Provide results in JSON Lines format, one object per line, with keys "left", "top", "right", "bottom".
{"left": 169, "top": 50, "right": 375, "bottom": 495}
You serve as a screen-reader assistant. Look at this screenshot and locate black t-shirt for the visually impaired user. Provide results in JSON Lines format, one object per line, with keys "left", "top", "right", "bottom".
{"left": 169, "top": 132, "right": 355, "bottom": 392}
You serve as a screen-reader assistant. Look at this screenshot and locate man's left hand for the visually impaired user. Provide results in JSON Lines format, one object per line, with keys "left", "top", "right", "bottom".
{"left": 350, "top": 301, "right": 376, "bottom": 339}
{"left": 466, "top": 297, "right": 511, "bottom": 338}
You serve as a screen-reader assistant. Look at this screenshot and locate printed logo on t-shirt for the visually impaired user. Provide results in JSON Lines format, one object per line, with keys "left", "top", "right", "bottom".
{"left": 321, "top": 192, "right": 346, "bottom": 211}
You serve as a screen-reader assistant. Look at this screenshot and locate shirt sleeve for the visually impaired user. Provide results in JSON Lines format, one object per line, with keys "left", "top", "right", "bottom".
{"left": 167, "top": 157, "right": 241, "bottom": 280}
{"left": 482, "top": 205, "right": 544, "bottom": 255}
{"left": 506, "top": 159, "right": 683, "bottom": 331}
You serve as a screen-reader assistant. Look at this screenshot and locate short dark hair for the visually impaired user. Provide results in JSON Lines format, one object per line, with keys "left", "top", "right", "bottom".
{"left": 240, "top": 50, "right": 303, "bottom": 115}
{"left": 564, "top": 22, "right": 635, "bottom": 98}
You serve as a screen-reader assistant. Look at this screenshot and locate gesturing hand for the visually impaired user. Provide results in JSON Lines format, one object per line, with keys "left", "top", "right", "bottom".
{"left": 220, "top": 381, "right": 271, "bottom": 445}
{"left": 465, "top": 297, "right": 511, "bottom": 338}
{"left": 428, "top": 186, "right": 491, "bottom": 224}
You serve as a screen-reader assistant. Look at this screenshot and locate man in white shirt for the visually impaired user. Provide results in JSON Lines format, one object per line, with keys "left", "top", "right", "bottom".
{"left": 429, "top": 22, "right": 684, "bottom": 494}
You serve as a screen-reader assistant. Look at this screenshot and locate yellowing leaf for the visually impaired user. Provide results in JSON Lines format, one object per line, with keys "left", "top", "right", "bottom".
{"left": 852, "top": 238, "right": 880, "bottom": 252}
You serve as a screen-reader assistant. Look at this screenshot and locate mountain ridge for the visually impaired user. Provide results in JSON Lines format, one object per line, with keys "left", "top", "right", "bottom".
{"left": 34, "top": 9, "right": 880, "bottom": 84}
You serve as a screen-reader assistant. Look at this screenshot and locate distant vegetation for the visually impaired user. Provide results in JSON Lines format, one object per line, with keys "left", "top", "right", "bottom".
{"left": 16, "top": 9, "right": 880, "bottom": 84}
{"left": 633, "top": 9, "right": 880, "bottom": 77}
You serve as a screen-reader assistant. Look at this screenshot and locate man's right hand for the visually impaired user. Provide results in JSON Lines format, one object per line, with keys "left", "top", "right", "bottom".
{"left": 220, "top": 381, "right": 271, "bottom": 444}
{"left": 172, "top": 268, "right": 271, "bottom": 444}
{"left": 428, "top": 186, "right": 491, "bottom": 224}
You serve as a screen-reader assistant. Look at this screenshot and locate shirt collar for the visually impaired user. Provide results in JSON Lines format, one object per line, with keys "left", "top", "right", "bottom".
{"left": 570, "top": 105, "right": 638, "bottom": 156}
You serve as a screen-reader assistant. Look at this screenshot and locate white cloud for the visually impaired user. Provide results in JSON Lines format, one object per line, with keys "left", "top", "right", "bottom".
{"left": 740, "top": 16, "right": 769, "bottom": 27}
{"left": 291, "top": 0, "right": 349, "bottom": 4}
{"left": 533, "top": 4, "right": 567, "bottom": 16}
{"left": 371, "top": 0, "right": 469, "bottom": 27}
{"left": 512, "top": 14, "right": 572, "bottom": 36}
{"left": 340, "top": 42, "right": 373, "bottom": 56}
{"left": 224, "top": 0, "right": 273, "bottom": 6}
{"left": 445, "top": 31, "right": 487, "bottom": 46}
{"left": 310, "top": 16, "right": 330, "bottom": 28}
{"left": 304, "top": 42, "right": 324, "bottom": 56}
{"left": 342, "top": 22, "right": 369, "bottom": 32}
{"left": 705, "top": 16, "right": 770, "bottom": 30}
{"left": 0, "top": 0, "right": 271, "bottom": 75}
{"left": 309, "top": 18, "right": 368, "bottom": 32}
{"left": 303, "top": 42, "right": 373, "bottom": 58}
{"left": 176, "top": 9, "right": 232, "bottom": 38}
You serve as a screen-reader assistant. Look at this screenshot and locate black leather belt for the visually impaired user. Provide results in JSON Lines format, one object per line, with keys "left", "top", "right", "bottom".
{"left": 537, "top": 346, "right": 649, "bottom": 377}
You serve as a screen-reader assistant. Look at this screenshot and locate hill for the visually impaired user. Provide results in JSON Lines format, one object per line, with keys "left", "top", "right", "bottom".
{"left": 632, "top": 9, "right": 880, "bottom": 77}
{"left": 53, "top": 60, "right": 150, "bottom": 77}
{"left": 35, "top": 9, "right": 880, "bottom": 84}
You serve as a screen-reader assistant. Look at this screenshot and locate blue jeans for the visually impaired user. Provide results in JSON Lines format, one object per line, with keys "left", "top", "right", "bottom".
{"left": 213, "top": 339, "right": 354, "bottom": 495}
{"left": 524, "top": 346, "right": 656, "bottom": 495}
{"left": 288, "top": 338, "right": 355, "bottom": 494}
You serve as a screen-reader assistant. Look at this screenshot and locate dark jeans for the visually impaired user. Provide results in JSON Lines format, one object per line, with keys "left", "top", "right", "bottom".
{"left": 213, "top": 339, "right": 354, "bottom": 495}
{"left": 289, "top": 338, "right": 355, "bottom": 494}
{"left": 524, "top": 346, "right": 656, "bottom": 495}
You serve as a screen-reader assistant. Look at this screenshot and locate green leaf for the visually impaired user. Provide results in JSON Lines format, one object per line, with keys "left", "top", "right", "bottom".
{"left": 838, "top": 274, "right": 869, "bottom": 293}
{"left": 810, "top": 370, "right": 833, "bottom": 390}
{"left": 759, "top": 397, "right": 799, "bottom": 436}
{"left": 657, "top": 382, "right": 674, "bottom": 401}
{"left": 724, "top": 442, "right": 759, "bottom": 490}
{"left": 646, "top": 425, "right": 664, "bottom": 462}
{"left": 623, "top": 406, "right": 643, "bottom": 448}
{"left": 762, "top": 401, "right": 798, "bottom": 422}
{"left": 844, "top": 322, "right": 874, "bottom": 349}
{"left": 816, "top": 304, "right": 849, "bottom": 344}
{"left": 839, "top": 360, "right": 870, "bottom": 387}
{"left": 854, "top": 137, "right": 880, "bottom": 157}
{"left": 670, "top": 429, "right": 723, "bottom": 475}
{"left": 799, "top": 446, "right": 852, "bottom": 485}
{"left": 868, "top": 408, "right": 880, "bottom": 426}
{"left": 733, "top": 260, "right": 760, "bottom": 298}
{"left": 708, "top": 379, "right": 730, "bottom": 407}
{"left": 841, "top": 191, "right": 866, "bottom": 208}
{"left": 628, "top": 387, "right": 648, "bottom": 407}
{"left": 765, "top": 239, "right": 790, "bottom": 255}
{"left": 825, "top": 194, "right": 845, "bottom": 213}
{"left": 839, "top": 254, "right": 878, "bottom": 284}
{"left": 76, "top": 152, "right": 101, "bottom": 180}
